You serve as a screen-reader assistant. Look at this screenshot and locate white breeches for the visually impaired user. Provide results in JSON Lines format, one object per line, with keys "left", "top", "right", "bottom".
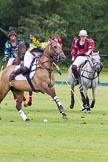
{"left": 73, "top": 56, "right": 90, "bottom": 69}
{"left": 24, "top": 51, "right": 34, "bottom": 68}
{"left": 7, "top": 58, "right": 15, "bottom": 66}
{"left": 24, "top": 50, "right": 43, "bottom": 68}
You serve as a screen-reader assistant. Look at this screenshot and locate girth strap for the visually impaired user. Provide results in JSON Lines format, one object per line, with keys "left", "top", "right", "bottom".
{"left": 26, "top": 75, "right": 36, "bottom": 92}
{"left": 25, "top": 57, "right": 37, "bottom": 92}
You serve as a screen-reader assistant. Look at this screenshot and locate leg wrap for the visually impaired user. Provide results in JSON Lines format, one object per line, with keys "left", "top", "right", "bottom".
{"left": 54, "top": 96, "right": 62, "bottom": 107}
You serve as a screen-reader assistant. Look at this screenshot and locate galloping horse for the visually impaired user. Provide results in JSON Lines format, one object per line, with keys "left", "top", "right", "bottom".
{"left": 0, "top": 40, "right": 68, "bottom": 121}
{"left": 68, "top": 52, "right": 103, "bottom": 112}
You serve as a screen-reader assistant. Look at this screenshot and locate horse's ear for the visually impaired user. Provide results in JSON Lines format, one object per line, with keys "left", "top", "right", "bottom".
{"left": 49, "top": 39, "right": 52, "bottom": 42}
{"left": 97, "top": 51, "right": 99, "bottom": 54}
{"left": 49, "top": 39, "right": 53, "bottom": 43}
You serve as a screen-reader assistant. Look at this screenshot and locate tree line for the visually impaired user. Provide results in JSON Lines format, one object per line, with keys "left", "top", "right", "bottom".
{"left": 0, "top": 0, "right": 108, "bottom": 66}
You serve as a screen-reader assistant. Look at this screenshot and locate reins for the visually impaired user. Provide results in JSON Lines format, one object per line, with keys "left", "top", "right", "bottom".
{"left": 80, "top": 56, "right": 99, "bottom": 80}
{"left": 37, "top": 41, "right": 63, "bottom": 72}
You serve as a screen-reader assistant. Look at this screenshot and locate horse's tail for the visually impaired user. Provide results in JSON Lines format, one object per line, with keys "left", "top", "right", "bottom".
{"left": 68, "top": 65, "right": 74, "bottom": 85}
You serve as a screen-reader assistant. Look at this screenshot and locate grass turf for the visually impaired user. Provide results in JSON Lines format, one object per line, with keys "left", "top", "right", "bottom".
{"left": 0, "top": 72, "right": 108, "bottom": 162}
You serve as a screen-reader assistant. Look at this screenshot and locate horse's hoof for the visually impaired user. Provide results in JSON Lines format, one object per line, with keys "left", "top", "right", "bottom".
{"left": 25, "top": 118, "right": 30, "bottom": 122}
{"left": 27, "top": 102, "right": 32, "bottom": 106}
{"left": 62, "top": 113, "right": 68, "bottom": 119}
{"left": 90, "top": 105, "right": 94, "bottom": 108}
{"left": 24, "top": 101, "right": 28, "bottom": 107}
{"left": 87, "top": 110, "right": 91, "bottom": 113}
{"left": 70, "top": 105, "right": 74, "bottom": 109}
{"left": 81, "top": 108, "right": 86, "bottom": 111}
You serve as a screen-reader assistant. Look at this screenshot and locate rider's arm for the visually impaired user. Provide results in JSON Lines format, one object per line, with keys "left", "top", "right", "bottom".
{"left": 53, "top": 62, "right": 62, "bottom": 75}
{"left": 53, "top": 62, "right": 60, "bottom": 71}
{"left": 86, "top": 38, "right": 95, "bottom": 55}
{"left": 70, "top": 37, "right": 78, "bottom": 61}
{"left": 86, "top": 49, "right": 92, "bottom": 55}
{"left": 2, "top": 41, "right": 10, "bottom": 61}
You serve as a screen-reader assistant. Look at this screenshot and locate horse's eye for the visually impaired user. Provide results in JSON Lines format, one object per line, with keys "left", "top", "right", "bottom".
{"left": 54, "top": 46, "right": 57, "bottom": 49}
{"left": 92, "top": 58, "right": 95, "bottom": 63}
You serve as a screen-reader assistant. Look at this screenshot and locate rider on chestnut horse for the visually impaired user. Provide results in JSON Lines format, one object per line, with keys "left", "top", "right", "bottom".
{"left": 9, "top": 36, "right": 63, "bottom": 81}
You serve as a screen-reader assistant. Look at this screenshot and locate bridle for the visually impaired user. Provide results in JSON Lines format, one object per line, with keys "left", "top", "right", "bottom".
{"left": 80, "top": 54, "right": 101, "bottom": 80}
{"left": 44, "top": 41, "right": 64, "bottom": 62}
{"left": 35, "top": 41, "right": 64, "bottom": 73}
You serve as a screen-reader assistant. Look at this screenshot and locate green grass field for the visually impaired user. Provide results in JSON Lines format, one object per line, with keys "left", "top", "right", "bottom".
{"left": 0, "top": 72, "right": 108, "bottom": 162}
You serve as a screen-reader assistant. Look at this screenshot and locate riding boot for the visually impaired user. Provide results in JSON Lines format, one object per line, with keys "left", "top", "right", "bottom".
{"left": 22, "top": 66, "right": 30, "bottom": 75}
{"left": 9, "top": 67, "right": 23, "bottom": 81}
{"left": 9, "top": 66, "right": 30, "bottom": 81}
{"left": 72, "top": 65, "right": 79, "bottom": 85}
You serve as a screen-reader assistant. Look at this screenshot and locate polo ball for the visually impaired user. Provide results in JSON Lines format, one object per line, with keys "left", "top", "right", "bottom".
{"left": 44, "top": 119, "right": 48, "bottom": 123}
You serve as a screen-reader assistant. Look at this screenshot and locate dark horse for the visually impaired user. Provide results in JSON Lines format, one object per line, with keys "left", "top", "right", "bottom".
{"left": 68, "top": 52, "right": 103, "bottom": 112}
{"left": 0, "top": 40, "right": 68, "bottom": 121}
{"left": 12, "top": 41, "right": 33, "bottom": 107}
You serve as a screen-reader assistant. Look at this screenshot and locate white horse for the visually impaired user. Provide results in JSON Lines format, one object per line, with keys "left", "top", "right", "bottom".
{"left": 68, "top": 52, "right": 103, "bottom": 112}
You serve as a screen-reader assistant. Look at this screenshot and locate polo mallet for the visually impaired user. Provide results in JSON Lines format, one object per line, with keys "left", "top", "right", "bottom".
{"left": 58, "top": 71, "right": 84, "bottom": 109}
{"left": 0, "top": 27, "right": 8, "bottom": 36}
{"left": 0, "top": 66, "right": 3, "bottom": 72}
{"left": 0, "top": 61, "right": 5, "bottom": 72}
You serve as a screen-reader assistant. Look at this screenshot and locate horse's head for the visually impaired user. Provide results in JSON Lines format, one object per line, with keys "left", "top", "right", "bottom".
{"left": 91, "top": 52, "right": 103, "bottom": 74}
{"left": 45, "top": 40, "right": 66, "bottom": 62}
{"left": 18, "top": 41, "right": 27, "bottom": 55}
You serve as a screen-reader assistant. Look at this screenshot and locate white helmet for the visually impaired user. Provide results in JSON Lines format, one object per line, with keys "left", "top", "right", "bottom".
{"left": 79, "top": 30, "right": 88, "bottom": 36}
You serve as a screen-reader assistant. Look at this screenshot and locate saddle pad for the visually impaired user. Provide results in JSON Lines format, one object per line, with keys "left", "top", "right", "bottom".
{"left": 15, "top": 63, "right": 36, "bottom": 81}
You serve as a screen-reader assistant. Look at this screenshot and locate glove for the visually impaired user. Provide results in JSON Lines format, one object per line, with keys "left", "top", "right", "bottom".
{"left": 56, "top": 65, "right": 62, "bottom": 75}
{"left": 86, "top": 52, "right": 90, "bottom": 55}
{"left": 2, "top": 57, "right": 7, "bottom": 62}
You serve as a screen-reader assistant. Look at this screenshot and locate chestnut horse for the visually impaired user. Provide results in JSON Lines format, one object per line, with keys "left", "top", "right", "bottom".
{"left": 0, "top": 40, "right": 68, "bottom": 121}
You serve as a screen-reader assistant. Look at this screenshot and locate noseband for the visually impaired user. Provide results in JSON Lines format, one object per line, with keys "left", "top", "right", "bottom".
{"left": 91, "top": 55, "right": 101, "bottom": 73}
{"left": 50, "top": 41, "right": 63, "bottom": 62}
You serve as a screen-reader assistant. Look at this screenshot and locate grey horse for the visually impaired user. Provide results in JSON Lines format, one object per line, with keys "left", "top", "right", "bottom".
{"left": 68, "top": 52, "right": 103, "bottom": 112}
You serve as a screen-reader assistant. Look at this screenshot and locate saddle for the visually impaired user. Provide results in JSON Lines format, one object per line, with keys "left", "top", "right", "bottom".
{"left": 76, "top": 60, "right": 88, "bottom": 85}
{"left": 15, "top": 59, "right": 36, "bottom": 81}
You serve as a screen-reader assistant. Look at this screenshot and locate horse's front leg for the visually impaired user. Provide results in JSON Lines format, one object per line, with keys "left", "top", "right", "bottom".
{"left": 81, "top": 86, "right": 90, "bottom": 112}
{"left": 41, "top": 83, "right": 68, "bottom": 119}
{"left": 79, "top": 85, "right": 86, "bottom": 108}
{"left": 13, "top": 91, "right": 29, "bottom": 121}
{"left": 70, "top": 85, "right": 75, "bottom": 109}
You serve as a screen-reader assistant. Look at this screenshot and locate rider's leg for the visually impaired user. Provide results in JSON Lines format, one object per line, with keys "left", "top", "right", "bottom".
{"left": 9, "top": 66, "right": 30, "bottom": 81}
{"left": 9, "top": 50, "right": 33, "bottom": 81}
{"left": 72, "top": 56, "right": 87, "bottom": 85}
{"left": 72, "top": 65, "right": 79, "bottom": 85}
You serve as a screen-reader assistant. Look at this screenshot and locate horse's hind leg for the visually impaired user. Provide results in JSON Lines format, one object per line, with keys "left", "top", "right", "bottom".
{"left": 27, "top": 91, "right": 33, "bottom": 106}
{"left": 13, "top": 93, "right": 28, "bottom": 107}
{"left": 12, "top": 90, "right": 29, "bottom": 121}
{"left": 0, "top": 84, "right": 10, "bottom": 103}
{"left": 70, "top": 85, "right": 75, "bottom": 109}
{"left": 90, "top": 87, "right": 96, "bottom": 108}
